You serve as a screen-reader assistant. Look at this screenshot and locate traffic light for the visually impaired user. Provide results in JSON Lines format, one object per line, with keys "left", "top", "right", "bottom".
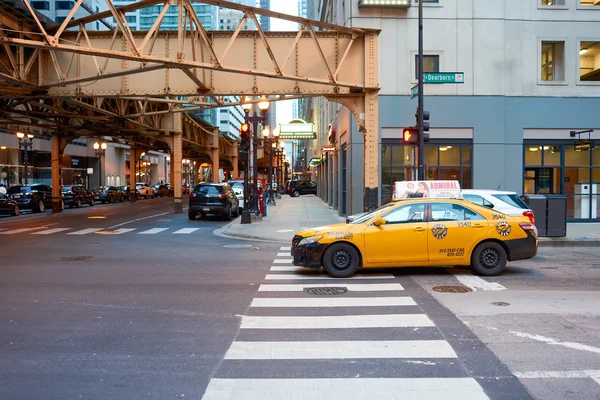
{"left": 240, "top": 123, "right": 250, "bottom": 151}
{"left": 402, "top": 127, "right": 419, "bottom": 145}
{"left": 415, "top": 107, "right": 430, "bottom": 143}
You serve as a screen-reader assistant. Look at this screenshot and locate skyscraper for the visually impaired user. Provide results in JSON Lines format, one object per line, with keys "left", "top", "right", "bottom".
{"left": 258, "top": 0, "right": 270, "bottom": 31}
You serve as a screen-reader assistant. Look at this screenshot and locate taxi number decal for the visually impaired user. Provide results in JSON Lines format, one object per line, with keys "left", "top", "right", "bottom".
{"left": 327, "top": 232, "right": 353, "bottom": 240}
{"left": 492, "top": 214, "right": 506, "bottom": 220}
{"left": 439, "top": 248, "right": 465, "bottom": 257}
{"left": 457, "top": 221, "right": 471, "bottom": 228}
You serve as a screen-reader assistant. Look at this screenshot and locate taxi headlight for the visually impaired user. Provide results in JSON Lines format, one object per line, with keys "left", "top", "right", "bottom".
{"left": 298, "top": 236, "right": 322, "bottom": 246}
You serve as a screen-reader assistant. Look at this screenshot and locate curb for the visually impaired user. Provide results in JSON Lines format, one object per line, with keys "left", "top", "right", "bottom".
{"left": 538, "top": 239, "right": 600, "bottom": 248}
{"left": 212, "top": 218, "right": 289, "bottom": 244}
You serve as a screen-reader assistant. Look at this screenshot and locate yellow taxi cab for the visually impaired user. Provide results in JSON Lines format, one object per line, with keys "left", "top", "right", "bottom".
{"left": 291, "top": 181, "right": 538, "bottom": 278}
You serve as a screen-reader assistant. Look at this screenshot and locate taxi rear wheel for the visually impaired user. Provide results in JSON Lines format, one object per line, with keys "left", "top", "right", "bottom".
{"left": 471, "top": 242, "right": 507, "bottom": 276}
{"left": 323, "top": 243, "right": 359, "bottom": 278}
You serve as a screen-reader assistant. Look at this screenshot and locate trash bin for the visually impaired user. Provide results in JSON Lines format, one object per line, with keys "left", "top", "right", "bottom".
{"left": 546, "top": 195, "right": 567, "bottom": 237}
{"left": 522, "top": 194, "right": 547, "bottom": 236}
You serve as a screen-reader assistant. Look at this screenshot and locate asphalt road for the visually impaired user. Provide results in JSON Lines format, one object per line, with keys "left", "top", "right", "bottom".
{"left": 0, "top": 200, "right": 599, "bottom": 399}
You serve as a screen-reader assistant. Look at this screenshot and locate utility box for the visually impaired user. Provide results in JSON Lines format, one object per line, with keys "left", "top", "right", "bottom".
{"left": 546, "top": 195, "right": 567, "bottom": 237}
{"left": 522, "top": 195, "right": 547, "bottom": 237}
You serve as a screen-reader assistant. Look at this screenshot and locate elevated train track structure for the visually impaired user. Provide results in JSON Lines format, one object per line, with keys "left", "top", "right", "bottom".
{"left": 0, "top": 0, "right": 379, "bottom": 213}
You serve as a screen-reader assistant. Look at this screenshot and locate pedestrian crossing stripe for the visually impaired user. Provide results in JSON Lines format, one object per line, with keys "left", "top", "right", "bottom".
{"left": 270, "top": 266, "right": 306, "bottom": 272}
{"left": 258, "top": 283, "right": 405, "bottom": 292}
{"left": 240, "top": 314, "right": 435, "bottom": 329}
{"left": 276, "top": 252, "right": 290, "bottom": 257}
{"left": 173, "top": 228, "right": 200, "bottom": 234}
{"left": 250, "top": 297, "right": 417, "bottom": 307}
{"left": 68, "top": 228, "right": 104, "bottom": 235}
{"left": 138, "top": 228, "right": 169, "bottom": 235}
{"left": 202, "top": 378, "right": 489, "bottom": 400}
{"left": 272, "top": 259, "right": 293, "bottom": 264}
{"left": 280, "top": 246, "right": 291, "bottom": 251}
{"left": 0, "top": 227, "right": 45, "bottom": 234}
{"left": 32, "top": 228, "right": 72, "bottom": 235}
{"left": 0, "top": 227, "right": 206, "bottom": 235}
{"left": 224, "top": 340, "right": 457, "bottom": 360}
{"left": 264, "top": 273, "right": 395, "bottom": 280}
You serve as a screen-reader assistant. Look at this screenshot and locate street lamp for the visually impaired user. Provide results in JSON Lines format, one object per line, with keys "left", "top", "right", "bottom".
{"left": 241, "top": 95, "right": 270, "bottom": 218}
{"left": 16, "top": 132, "right": 34, "bottom": 184}
{"left": 93, "top": 141, "right": 107, "bottom": 187}
{"left": 263, "top": 126, "right": 280, "bottom": 204}
{"left": 137, "top": 152, "right": 146, "bottom": 184}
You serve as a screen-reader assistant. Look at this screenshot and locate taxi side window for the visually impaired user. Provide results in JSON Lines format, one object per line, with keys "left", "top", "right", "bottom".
{"left": 430, "top": 202, "right": 485, "bottom": 222}
{"left": 381, "top": 204, "right": 425, "bottom": 224}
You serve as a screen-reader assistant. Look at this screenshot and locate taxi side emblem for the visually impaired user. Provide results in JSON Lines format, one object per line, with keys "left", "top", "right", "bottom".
{"left": 496, "top": 221, "right": 511, "bottom": 236}
{"left": 431, "top": 224, "right": 448, "bottom": 239}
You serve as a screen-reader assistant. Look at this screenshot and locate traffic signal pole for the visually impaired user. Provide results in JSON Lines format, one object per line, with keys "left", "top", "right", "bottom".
{"left": 417, "top": 0, "right": 425, "bottom": 180}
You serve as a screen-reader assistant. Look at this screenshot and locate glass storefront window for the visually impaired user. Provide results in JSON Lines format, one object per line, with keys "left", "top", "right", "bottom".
{"left": 462, "top": 146, "right": 471, "bottom": 166}
{"left": 382, "top": 145, "right": 391, "bottom": 167}
{"left": 593, "top": 148, "right": 599, "bottom": 166}
{"left": 424, "top": 146, "right": 437, "bottom": 166}
{"left": 565, "top": 145, "right": 592, "bottom": 166}
{"left": 439, "top": 146, "right": 460, "bottom": 165}
{"left": 392, "top": 146, "right": 414, "bottom": 166}
{"left": 543, "top": 146, "right": 561, "bottom": 165}
{"left": 461, "top": 167, "right": 471, "bottom": 189}
{"left": 439, "top": 167, "right": 461, "bottom": 181}
{"left": 525, "top": 146, "right": 542, "bottom": 165}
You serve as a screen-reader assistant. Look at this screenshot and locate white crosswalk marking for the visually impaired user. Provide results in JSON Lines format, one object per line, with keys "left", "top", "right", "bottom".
{"left": 265, "top": 273, "right": 394, "bottom": 280}
{"left": 202, "top": 378, "right": 489, "bottom": 400}
{"left": 67, "top": 228, "right": 103, "bottom": 235}
{"left": 32, "top": 228, "right": 72, "bottom": 235}
{"left": 270, "top": 266, "right": 315, "bottom": 272}
{"left": 113, "top": 228, "right": 136, "bottom": 235}
{"left": 138, "top": 228, "right": 169, "bottom": 235}
{"left": 225, "top": 340, "right": 457, "bottom": 359}
{"left": 272, "top": 259, "right": 293, "bottom": 264}
{"left": 240, "top": 314, "right": 435, "bottom": 329}
{"left": 279, "top": 246, "right": 291, "bottom": 251}
{"left": 250, "top": 297, "right": 416, "bottom": 308}
{"left": 0, "top": 227, "right": 45, "bottom": 235}
{"left": 276, "top": 252, "right": 290, "bottom": 257}
{"left": 173, "top": 228, "right": 200, "bottom": 234}
{"left": 258, "top": 283, "right": 405, "bottom": 292}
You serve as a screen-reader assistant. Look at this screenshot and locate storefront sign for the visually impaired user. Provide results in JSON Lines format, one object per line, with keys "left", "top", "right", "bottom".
{"left": 279, "top": 123, "right": 316, "bottom": 139}
{"left": 393, "top": 180, "right": 461, "bottom": 200}
{"left": 574, "top": 140, "right": 593, "bottom": 151}
{"left": 87, "top": 168, "right": 94, "bottom": 175}
{"left": 321, "top": 145, "right": 336, "bottom": 152}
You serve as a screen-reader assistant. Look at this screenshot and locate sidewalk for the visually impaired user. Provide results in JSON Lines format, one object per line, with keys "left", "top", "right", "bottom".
{"left": 215, "top": 195, "right": 600, "bottom": 247}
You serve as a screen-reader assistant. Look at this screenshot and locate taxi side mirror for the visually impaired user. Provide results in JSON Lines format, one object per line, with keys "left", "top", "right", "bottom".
{"left": 374, "top": 218, "right": 387, "bottom": 226}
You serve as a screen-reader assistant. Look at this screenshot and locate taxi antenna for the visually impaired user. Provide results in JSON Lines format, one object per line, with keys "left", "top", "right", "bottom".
{"left": 497, "top": 180, "right": 503, "bottom": 190}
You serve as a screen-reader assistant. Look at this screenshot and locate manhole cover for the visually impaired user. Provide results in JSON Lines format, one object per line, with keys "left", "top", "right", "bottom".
{"left": 492, "top": 302, "right": 510, "bottom": 307}
{"left": 432, "top": 285, "right": 472, "bottom": 293}
{"left": 58, "top": 256, "right": 97, "bottom": 262}
{"left": 306, "top": 287, "right": 347, "bottom": 296}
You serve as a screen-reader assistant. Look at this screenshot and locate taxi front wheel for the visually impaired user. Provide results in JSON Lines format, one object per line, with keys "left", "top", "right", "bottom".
{"left": 471, "top": 242, "right": 507, "bottom": 276}
{"left": 323, "top": 243, "right": 360, "bottom": 278}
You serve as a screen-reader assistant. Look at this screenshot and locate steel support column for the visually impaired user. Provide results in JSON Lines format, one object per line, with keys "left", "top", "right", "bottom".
{"left": 363, "top": 31, "right": 380, "bottom": 212}
{"left": 172, "top": 132, "right": 183, "bottom": 213}
{"left": 51, "top": 135, "right": 65, "bottom": 213}
{"left": 129, "top": 147, "right": 144, "bottom": 202}
{"left": 211, "top": 127, "right": 219, "bottom": 183}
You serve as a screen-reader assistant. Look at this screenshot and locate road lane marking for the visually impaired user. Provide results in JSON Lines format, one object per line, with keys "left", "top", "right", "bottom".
{"left": 451, "top": 273, "right": 506, "bottom": 291}
{"left": 32, "top": 228, "right": 72, "bottom": 235}
{"left": 240, "top": 314, "right": 435, "bottom": 329}
{"left": 202, "top": 378, "right": 488, "bottom": 400}
{"left": 0, "top": 227, "right": 46, "bottom": 234}
{"left": 509, "top": 330, "right": 600, "bottom": 354}
{"left": 68, "top": 228, "right": 104, "bottom": 235}
{"left": 270, "top": 266, "right": 316, "bottom": 272}
{"left": 265, "top": 273, "right": 395, "bottom": 280}
{"left": 514, "top": 370, "right": 600, "bottom": 387}
{"left": 258, "top": 283, "right": 405, "bottom": 292}
{"left": 107, "top": 211, "right": 173, "bottom": 229}
{"left": 224, "top": 340, "right": 456, "bottom": 360}
{"left": 250, "top": 297, "right": 417, "bottom": 307}
{"left": 138, "top": 228, "right": 169, "bottom": 235}
{"left": 280, "top": 246, "right": 291, "bottom": 251}
{"left": 272, "top": 259, "right": 293, "bottom": 264}
{"left": 173, "top": 228, "right": 200, "bottom": 234}
{"left": 276, "top": 252, "right": 291, "bottom": 257}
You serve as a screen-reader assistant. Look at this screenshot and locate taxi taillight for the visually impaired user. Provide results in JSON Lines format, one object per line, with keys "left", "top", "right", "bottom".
{"left": 519, "top": 222, "right": 535, "bottom": 231}
{"left": 523, "top": 210, "right": 535, "bottom": 224}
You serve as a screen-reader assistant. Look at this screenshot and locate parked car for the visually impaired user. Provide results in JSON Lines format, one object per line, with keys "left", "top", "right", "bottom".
{"left": 92, "top": 186, "right": 124, "bottom": 203}
{"left": 182, "top": 184, "right": 191, "bottom": 195}
{"left": 117, "top": 185, "right": 140, "bottom": 201}
{"left": 62, "top": 185, "right": 95, "bottom": 208}
{"left": 289, "top": 180, "right": 317, "bottom": 197}
{"left": 136, "top": 183, "right": 155, "bottom": 199}
{"left": 462, "top": 189, "right": 535, "bottom": 223}
{"left": 165, "top": 184, "right": 174, "bottom": 197}
{"left": 188, "top": 182, "right": 240, "bottom": 221}
{"left": 153, "top": 184, "right": 169, "bottom": 197}
{"left": 227, "top": 180, "right": 248, "bottom": 210}
{"left": 0, "top": 192, "right": 19, "bottom": 216}
{"left": 6, "top": 183, "right": 59, "bottom": 213}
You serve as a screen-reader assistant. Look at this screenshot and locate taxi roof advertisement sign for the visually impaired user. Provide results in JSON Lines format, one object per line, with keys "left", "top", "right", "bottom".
{"left": 393, "top": 180, "right": 461, "bottom": 200}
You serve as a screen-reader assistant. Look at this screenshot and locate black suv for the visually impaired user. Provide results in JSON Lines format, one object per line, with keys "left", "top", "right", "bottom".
{"left": 7, "top": 184, "right": 60, "bottom": 213}
{"left": 289, "top": 180, "right": 317, "bottom": 197}
{"left": 62, "top": 185, "right": 95, "bottom": 208}
{"left": 188, "top": 183, "right": 239, "bottom": 221}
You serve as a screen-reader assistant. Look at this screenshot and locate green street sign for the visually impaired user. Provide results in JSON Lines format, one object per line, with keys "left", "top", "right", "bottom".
{"left": 411, "top": 84, "right": 418, "bottom": 99}
{"left": 424, "top": 72, "right": 464, "bottom": 84}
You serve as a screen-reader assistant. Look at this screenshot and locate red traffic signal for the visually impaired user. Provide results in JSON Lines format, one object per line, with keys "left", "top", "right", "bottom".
{"left": 402, "top": 127, "right": 418, "bottom": 144}
{"left": 240, "top": 123, "right": 250, "bottom": 142}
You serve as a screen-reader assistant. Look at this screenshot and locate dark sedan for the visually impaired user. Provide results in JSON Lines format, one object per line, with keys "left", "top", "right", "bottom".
{"left": 6, "top": 183, "right": 60, "bottom": 213}
{"left": 188, "top": 182, "right": 239, "bottom": 221}
{"left": 153, "top": 184, "right": 169, "bottom": 197}
{"left": 0, "top": 192, "right": 19, "bottom": 216}
{"left": 92, "top": 186, "right": 124, "bottom": 203}
{"left": 290, "top": 180, "right": 317, "bottom": 197}
{"left": 117, "top": 186, "right": 140, "bottom": 201}
{"left": 62, "top": 185, "right": 95, "bottom": 208}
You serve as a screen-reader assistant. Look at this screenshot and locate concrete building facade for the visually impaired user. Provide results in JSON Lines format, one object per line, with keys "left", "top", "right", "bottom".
{"left": 303, "top": 0, "right": 600, "bottom": 221}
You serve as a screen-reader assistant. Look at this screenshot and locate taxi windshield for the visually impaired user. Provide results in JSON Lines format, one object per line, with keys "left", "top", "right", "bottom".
{"left": 349, "top": 202, "right": 396, "bottom": 224}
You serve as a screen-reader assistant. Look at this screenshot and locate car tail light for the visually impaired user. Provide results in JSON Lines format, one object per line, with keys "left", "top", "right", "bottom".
{"left": 523, "top": 210, "right": 535, "bottom": 224}
{"left": 218, "top": 194, "right": 227, "bottom": 199}
{"left": 519, "top": 222, "right": 538, "bottom": 237}
{"left": 189, "top": 193, "right": 196, "bottom": 198}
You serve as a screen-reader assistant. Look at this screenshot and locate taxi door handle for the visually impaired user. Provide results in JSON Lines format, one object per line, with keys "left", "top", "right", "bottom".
{"left": 413, "top": 226, "right": 425, "bottom": 232}
{"left": 472, "top": 223, "right": 484, "bottom": 228}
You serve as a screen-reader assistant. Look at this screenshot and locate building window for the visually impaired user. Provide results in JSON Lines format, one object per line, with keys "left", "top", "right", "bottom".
{"left": 579, "top": 41, "right": 600, "bottom": 81}
{"left": 56, "top": 1, "right": 74, "bottom": 10}
{"left": 55, "top": 16, "right": 73, "bottom": 24}
{"left": 31, "top": 1, "right": 50, "bottom": 10}
{"left": 415, "top": 55, "right": 439, "bottom": 80}
{"left": 541, "top": 41, "right": 565, "bottom": 81}
{"left": 541, "top": 0, "right": 565, "bottom": 4}
{"left": 580, "top": 0, "right": 600, "bottom": 6}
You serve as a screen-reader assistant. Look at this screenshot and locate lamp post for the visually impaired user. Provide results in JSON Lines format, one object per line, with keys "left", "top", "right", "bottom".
{"left": 138, "top": 151, "right": 146, "bottom": 184}
{"left": 16, "top": 132, "right": 34, "bottom": 184}
{"left": 241, "top": 96, "right": 270, "bottom": 214}
{"left": 93, "top": 141, "right": 107, "bottom": 187}
{"left": 262, "top": 126, "right": 280, "bottom": 204}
